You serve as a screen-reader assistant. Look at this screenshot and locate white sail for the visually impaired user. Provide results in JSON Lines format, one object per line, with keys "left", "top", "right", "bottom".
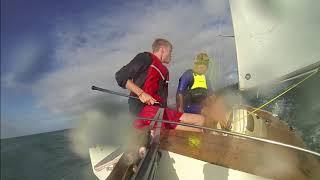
{"left": 229, "top": 0, "right": 320, "bottom": 90}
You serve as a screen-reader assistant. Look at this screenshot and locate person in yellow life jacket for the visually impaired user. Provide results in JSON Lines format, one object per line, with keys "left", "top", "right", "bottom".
{"left": 176, "top": 53, "right": 214, "bottom": 114}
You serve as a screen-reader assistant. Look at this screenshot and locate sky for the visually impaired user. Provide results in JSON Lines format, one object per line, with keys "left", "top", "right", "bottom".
{"left": 1, "top": 0, "right": 238, "bottom": 138}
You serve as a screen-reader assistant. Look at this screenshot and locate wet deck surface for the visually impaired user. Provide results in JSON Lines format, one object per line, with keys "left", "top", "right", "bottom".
{"left": 1, "top": 129, "right": 96, "bottom": 180}
{"left": 160, "top": 130, "right": 320, "bottom": 180}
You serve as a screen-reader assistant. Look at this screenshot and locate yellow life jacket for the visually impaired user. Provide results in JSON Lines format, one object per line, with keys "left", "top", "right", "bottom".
{"left": 191, "top": 73, "right": 208, "bottom": 90}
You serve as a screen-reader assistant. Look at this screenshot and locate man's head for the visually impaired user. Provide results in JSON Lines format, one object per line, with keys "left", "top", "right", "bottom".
{"left": 152, "top": 38, "right": 172, "bottom": 64}
{"left": 193, "top": 52, "right": 210, "bottom": 74}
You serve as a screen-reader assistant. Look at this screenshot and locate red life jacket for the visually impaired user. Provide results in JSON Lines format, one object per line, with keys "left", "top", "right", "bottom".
{"left": 122, "top": 52, "right": 168, "bottom": 114}
{"left": 142, "top": 53, "right": 169, "bottom": 106}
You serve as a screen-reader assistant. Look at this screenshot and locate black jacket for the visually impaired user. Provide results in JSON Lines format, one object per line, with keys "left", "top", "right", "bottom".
{"left": 115, "top": 52, "right": 152, "bottom": 89}
{"left": 115, "top": 52, "right": 152, "bottom": 114}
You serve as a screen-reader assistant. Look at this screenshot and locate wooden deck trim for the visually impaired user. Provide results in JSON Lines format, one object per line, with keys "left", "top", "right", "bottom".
{"left": 160, "top": 130, "right": 320, "bottom": 180}
{"left": 106, "top": 153, "right": 134, "bottom": 180}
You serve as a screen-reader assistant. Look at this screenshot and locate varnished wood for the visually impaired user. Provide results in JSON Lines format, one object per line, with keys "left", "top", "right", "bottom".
{"left": 106, "top": 129, "right": 151, "bottom": 180}
{"left": 160, "top": 130, "right": 320, "bottom": 180}
{"left": 107, "top": 153, "right": 134, "bottom": 180}
{"left": 105, "top": 105, "right": 318, "bottom": 179}
{"left": 241, "top": 105, "right": 306, "bottom": 147}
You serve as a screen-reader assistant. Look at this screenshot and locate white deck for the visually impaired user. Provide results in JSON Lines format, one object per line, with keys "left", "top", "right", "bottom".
{"left": 155, "top": 151, "right": 270, "bottom": 180}
{"left": 89, "top": 146, "right": 269, "bottom": 180}
{"left": 89, "top": 145, "right": 118, "bottom": 180}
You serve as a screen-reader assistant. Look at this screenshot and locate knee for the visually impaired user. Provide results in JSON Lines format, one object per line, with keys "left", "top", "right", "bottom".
{"left": 180, "top": 113, "right": 205, "bottom": 126}
{"left": 197, "top": 115, "right": 205, "bottom": 126}
{"left": 189, "top": 114, "right": 204, "bottom": 126}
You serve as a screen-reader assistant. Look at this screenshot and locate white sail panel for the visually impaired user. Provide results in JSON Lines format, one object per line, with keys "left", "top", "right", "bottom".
{"left": 229, "top": 0, "right": 320, "bottom": 90}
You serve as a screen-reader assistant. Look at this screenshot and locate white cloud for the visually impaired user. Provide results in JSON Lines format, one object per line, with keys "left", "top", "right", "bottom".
{"left": 33, "top": 0, "right": 237, "bottom": 118}
{"left": 1, "top": 38, "right": 45, "bottom": 89}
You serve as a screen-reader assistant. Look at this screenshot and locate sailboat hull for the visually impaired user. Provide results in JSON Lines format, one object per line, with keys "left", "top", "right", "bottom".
{"left": 156, "top": 150, "right": 270, "bottom": 180}
{"left": 88, "top": 106, "right": 320, "bottom": 180}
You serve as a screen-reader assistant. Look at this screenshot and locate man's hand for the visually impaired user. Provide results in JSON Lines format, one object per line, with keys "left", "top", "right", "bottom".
{"left": 125, "top": 80, "right": 156, "bottom": 105}
{"left": 220, "top": 115, "right": 232, "bottom": 130}
{"left": 139, "top": 92, "right": 156, "bottom": 105}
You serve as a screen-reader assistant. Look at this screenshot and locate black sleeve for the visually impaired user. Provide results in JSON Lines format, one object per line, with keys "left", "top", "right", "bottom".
{"left": 115, "top": 52, "right": 151, "bottom": 89}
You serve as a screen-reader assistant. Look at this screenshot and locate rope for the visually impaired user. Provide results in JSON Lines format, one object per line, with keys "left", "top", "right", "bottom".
{"left": 136, "top": 116, "right": 320, "bottom": 157}
{"left": 233, "top": 68, "right": 319, "bottom": 123}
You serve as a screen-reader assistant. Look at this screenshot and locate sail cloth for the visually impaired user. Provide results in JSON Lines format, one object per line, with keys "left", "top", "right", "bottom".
{"left": 229, "top": 0, "right": 320, "bottom": 90}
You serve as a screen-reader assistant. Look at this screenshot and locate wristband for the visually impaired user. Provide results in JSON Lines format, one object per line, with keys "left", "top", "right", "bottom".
{"left": 138, "top": 91, "right": 144, "bottom": 97}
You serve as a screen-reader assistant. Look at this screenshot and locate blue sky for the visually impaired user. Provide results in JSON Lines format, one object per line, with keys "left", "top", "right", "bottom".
{"left": 1, "top": 0, "right": 237, "bottom": 138}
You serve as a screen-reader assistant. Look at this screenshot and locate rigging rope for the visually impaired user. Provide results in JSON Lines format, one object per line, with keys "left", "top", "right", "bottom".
{"left": 232, "top": 68, "right": 319, "bottom": 123}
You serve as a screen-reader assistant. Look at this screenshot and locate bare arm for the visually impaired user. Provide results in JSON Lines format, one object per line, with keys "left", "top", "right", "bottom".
{"left": 115, "top": 52, "right": 156, "bottom": 106}
{"left": 126, "top": 80, "right": 156, "bottom": 105}
{"left": 176, "top": 93, "right": 184, "bottom": 112}
{"left": 125, "top": 80, "right": 143, "bottom": 97}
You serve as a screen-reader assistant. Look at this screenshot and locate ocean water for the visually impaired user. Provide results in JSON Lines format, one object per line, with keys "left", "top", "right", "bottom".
{"left": 242, "top": 71, "right": 320, "bottom": 152}
{"left": 1, "top": 129, "right": 96, "bottom": 180}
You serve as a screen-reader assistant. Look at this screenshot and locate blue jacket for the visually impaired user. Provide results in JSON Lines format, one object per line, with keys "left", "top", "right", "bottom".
{"left": 177, "top": 69, "right": 213, "bottom": 113}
